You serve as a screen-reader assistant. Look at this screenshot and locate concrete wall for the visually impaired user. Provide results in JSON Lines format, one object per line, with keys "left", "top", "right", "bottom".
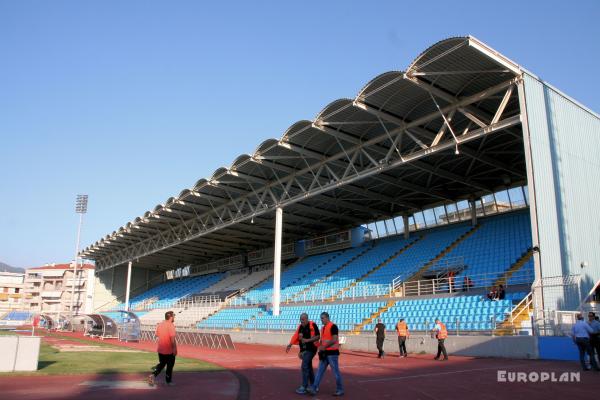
{"left": 222, "top": 331, "right": 538, "bottom": 359}
{"left": 0, "top": 336, "right": 41, "bottom": 372}
{"left": 93, "top": 270, "right": 118, "bottom": 311}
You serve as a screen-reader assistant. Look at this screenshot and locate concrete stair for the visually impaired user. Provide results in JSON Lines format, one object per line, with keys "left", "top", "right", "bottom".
{"left": 351, "top": 299, "right": 397, "bottom": 334}
{"left": 495, "top": 293, "right": 533, "bottom": 336}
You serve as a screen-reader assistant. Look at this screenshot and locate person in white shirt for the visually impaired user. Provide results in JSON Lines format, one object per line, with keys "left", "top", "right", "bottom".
{"left": 572, "top": 314, "right": 599, "bottom": 371}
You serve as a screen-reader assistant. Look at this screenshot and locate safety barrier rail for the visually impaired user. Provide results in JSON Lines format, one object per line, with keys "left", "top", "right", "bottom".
{"left": 140, "top": 328, "right": 235, "bottom": 350}
{"left": 176, "top": 295, "right": 222, "bottom": 308}
{"left": 226, "top": 284, "right": 392, "bottom": 307}
{"left": 534, "top": 309, "right": 579, "bottom": 336}
{"left": 395, "top": 269, "right": 534, "bottom": 297}
{"left": 305, "top": 230, "right": 352, "bottom": 255}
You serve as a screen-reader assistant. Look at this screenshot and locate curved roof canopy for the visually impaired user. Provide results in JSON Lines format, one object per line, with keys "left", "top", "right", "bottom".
{"left": 83, "top": 36, "right": 527, "bottom": 272}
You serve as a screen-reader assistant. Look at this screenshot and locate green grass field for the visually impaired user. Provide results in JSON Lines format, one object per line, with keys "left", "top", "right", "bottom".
{"left": 0, "top": 330, "right": 222, "bottom": 376}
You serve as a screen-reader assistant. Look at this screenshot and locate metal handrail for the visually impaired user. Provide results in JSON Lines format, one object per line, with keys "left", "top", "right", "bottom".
{"left": 510, "top": 291, "right": 533, "bottom": 324}
{"left": 397, "top": 269, "right": 534, "bottom": 297}
{"left": 392, "top": 257, "right": 465, "bottom": 293}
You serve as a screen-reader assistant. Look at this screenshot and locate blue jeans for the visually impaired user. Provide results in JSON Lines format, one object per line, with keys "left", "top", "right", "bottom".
{"left": 301, "top": 351, "right": 316, "bottom": 388}
{"left": 312, "top": 354, "right": 343, "bottom": 392}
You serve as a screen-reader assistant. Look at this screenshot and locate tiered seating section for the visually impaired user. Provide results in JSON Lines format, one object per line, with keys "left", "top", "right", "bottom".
{"left": 198, "top": 307, "right": 264, "bottom": 330}
{"left": 1, "top": 311, "right": 32, "bottom": 321}
{"left": 439, "top": 211, "right": 533, "bottom": 286}
{"left": 244, "top": 303, "right": 384, "bottom": 332}
{"left": 112, "top": 210, "right": 534, "bottom": 333}
{"left": 203, "top": 268, "right": 272, "bottom": 295}
{"left": 239, "top": 248, "right": 370, "bottom": 304}
{"left": 133, "top": 306, "right": 221, "bottom": 327}
{"left": 369, "top": 292, "right": 526, "bottom": 332}
{"left": 329, "top": 223, "right": 472, "bottom": 298}
{"left": 198, "top": 293, "right": 526, "bottom": 332}
{"left": 119, "top": 273, "right": 224, "bottom": 310}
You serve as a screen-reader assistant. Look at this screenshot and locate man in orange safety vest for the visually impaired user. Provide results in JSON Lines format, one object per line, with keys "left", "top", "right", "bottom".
{"left": 431, "top": 318, "right": 448, "bottom": 361}
{"left": 396, "top": 318, "right": 409, "bottom": 358}
{"left": 286, "top": 313, "right": 320, "bottom": 395}
{"left": 306, "top": 312, "right": 344, "bottom": 397}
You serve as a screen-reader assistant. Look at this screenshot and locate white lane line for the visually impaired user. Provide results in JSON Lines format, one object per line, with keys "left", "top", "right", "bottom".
{"left": 357, "top": 364, "right": 531, "bottom": 383}
{"left": 78, "top": 381, "right": 156, "bottom": 390}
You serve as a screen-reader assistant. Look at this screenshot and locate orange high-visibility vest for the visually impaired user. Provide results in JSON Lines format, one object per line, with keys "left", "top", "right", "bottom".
{"left": 289, "top": 321, "right": 317, "bottom": 345}
{"left": 396, "top": 321, "right": 409, "bottom": 337}
{"left": 320, "top": 322, "right": 339, "bottom": 351}
{"left": 436, "top": 322, "right": 448, "bottom": 339}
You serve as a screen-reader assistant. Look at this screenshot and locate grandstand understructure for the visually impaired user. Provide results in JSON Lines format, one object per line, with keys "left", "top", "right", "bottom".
{"left": 74, "top": 36, "right": 600, "bottom": 344}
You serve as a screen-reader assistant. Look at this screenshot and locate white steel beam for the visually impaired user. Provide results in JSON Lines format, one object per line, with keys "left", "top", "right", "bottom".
{"left": 272, "top": 207, "right": 283, "bottom": 316}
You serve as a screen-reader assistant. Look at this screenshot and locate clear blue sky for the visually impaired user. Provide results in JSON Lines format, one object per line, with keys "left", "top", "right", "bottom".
{"left": 1, "top": 1, "right": 598, "bottom": 269}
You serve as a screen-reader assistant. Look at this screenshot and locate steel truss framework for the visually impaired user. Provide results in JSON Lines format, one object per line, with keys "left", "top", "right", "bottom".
{"left": 83, "top": 36, "right": 528, "bottom": 272}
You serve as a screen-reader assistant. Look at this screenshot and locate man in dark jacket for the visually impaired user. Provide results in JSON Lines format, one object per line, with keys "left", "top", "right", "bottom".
{"left": 287, "top": 313, "right": 320, "bottom": 394}
{"left": 374, "top": 318, "right": 386, "bottom": 358}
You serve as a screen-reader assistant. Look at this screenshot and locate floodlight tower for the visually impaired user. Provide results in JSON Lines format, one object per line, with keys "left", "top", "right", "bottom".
{"left": 70, "top": 194, "right": 88, "bottom": 318}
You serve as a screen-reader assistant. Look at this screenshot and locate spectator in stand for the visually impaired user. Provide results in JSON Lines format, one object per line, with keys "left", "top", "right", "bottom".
{"left": 497, "top": 285, "right": 506, "bottom": 300}
{"left": 448, "top": 271, "right": 456, "bottom": 293}
{"left": 286, "top": 313, "right": 321, "bottom": 395}
{"left": 572, "top": 313, "right": 599, "bottom": 371}
{"left": 374, "top": 318, "right": 386, "bottom": 359}
{"left": 487, "top": 286, "right": 498, "bottom": 301}
{"left": 463, "top": 276, "right": 474, "bottom": 292}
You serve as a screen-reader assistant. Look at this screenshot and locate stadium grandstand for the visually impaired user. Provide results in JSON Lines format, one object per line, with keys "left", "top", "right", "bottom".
{"left": 76, "top": 36, "right": 600, "bottom": 360}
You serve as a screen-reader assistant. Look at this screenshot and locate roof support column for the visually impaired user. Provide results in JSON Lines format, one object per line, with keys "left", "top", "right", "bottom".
{"left": 272, "top": 207, "right": 283, "bottom": 316}
{"left": 403, "top": 215, "right": 410, "bottom": 240}
{"left": 469, "top": 199, "right": 478, "bottom": 226}
{"left": 516, "top": 78, "right": 544, "bottom": 317}
{"left": 125, "top": 261, "right": 132, "bottom": 312}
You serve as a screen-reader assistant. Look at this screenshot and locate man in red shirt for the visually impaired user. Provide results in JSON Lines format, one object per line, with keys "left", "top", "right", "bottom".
{"left": 147, "top": 311, "right": 177, "bottom": 386}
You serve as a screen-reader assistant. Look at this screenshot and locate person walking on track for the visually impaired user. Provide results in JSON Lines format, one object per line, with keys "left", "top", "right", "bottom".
{"left": 148, "top": 311, "right": 178, "bottom": 386}
{"left": 306, "top": 312, "right": 344, "bottom": 397}
{"left": 286, "top": 313, "right": 321, "bottom": 395}
{"left": 374, "top": 318, "right": 386, "bottom": 358}
{"left": 396, "top": 318, "right": 409, "bottom": 358}
{"left": 432, "top": 318, "right": 448, "bottom": 361}
{"left": 572, "top": 313, "right": 599, "bottom": 371}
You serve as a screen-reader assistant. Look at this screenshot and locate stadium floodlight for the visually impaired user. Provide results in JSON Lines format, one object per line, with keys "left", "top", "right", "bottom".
{"left": 75, "top": 194, "right": 88, "bottom": 213}
{"left": 70, "top": 194, "right": 88, "bottom": 320}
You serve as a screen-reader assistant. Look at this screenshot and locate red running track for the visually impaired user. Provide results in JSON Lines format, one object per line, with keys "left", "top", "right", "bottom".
{"left": 1, "top": 330, "right": 599, "bottom": 400}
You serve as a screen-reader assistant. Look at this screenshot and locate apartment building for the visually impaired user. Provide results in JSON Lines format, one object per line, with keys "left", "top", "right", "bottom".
{"left": 0, "top": 271, "right": 25, "bottom": 312}
{"left": 23, "top": 263, "right": 95, "bottom": 316}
